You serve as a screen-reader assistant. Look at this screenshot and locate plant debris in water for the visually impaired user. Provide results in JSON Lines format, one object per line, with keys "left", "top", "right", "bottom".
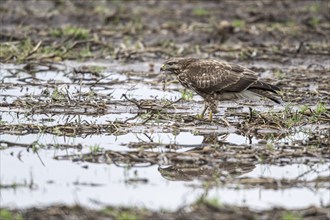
{"left": 0, "top": 0, "right": 329, "bottom": 219}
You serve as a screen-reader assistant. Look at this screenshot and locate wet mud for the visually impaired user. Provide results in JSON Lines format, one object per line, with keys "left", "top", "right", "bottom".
{"left": 1, "top": 0, "right": 329, "bottom": 219}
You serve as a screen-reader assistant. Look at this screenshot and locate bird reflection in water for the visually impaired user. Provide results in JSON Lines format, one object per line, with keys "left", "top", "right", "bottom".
{"left": 158, "top": 133, "right": 256, "bottom": 181}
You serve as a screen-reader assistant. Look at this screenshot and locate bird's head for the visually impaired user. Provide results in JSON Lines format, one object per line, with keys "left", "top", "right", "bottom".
{"left": 160, "top": 58, "right": 196, "bottom": 75}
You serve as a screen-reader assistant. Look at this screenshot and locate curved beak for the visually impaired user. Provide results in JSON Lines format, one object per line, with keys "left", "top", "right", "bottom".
{"left": 160, "top": 64, "right": 167, "bottom": 72}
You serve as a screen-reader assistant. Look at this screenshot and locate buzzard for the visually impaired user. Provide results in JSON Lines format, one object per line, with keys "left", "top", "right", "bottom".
{"left": 160, "top": 58, "right": 282, "bottom": 120}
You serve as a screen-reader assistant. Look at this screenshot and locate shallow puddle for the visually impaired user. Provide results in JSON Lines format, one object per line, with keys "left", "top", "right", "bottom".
{"left": 1, "top": 61, "right": 329, "bottom": 212}
{"left": 1, "top": 146, "right": 329, "bottom": 210}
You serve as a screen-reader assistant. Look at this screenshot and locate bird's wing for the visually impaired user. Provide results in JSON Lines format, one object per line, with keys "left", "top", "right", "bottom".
{"left": 182, "top": 60, "right": 258, "bottom": 93}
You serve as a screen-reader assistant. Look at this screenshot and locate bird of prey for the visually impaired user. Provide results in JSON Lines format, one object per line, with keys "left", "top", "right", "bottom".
{"left": 160, "top": 58, "right": 282, "bottom": 120}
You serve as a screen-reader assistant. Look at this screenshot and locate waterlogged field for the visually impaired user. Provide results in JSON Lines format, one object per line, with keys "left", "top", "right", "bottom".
{"left": 0, "top": 0, "right": 329, "bottom": 219}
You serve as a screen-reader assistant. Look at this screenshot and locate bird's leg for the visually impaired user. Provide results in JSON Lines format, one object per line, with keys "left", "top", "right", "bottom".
{"left": 198, "top": 99, "right": 217, "bottom": 121}
{"left": 197, "top": 105, "right": 208, "bottom": 119}
{"left": 208, "top": 100, "right": 229, "bottom": 126}
{"left": 209, "top": 110, "right": 213, "bottom": 121}
{"left": 208, "top": 100, "right": 218, "bottom": 121}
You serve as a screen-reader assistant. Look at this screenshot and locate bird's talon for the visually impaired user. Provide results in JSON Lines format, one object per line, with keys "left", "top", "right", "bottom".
{"left": 196, "top": 114, "right": 204, "bottom": 119}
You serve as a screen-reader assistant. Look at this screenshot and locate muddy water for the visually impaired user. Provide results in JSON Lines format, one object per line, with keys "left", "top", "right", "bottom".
{"left": 0, "top": 61, "right": 329, "bottom": 211}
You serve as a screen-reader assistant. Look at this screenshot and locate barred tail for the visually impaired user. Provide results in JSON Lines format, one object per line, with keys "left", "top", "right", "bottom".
{"left": 248, "top": 88, "right": 282, "bottom": 104}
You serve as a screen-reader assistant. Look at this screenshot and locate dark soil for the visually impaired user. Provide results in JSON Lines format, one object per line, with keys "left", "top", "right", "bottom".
{"left": 2, "top": 203, "right": 330, "bottom": 220}
{"left": 0, "top": 0, "right": 329, "bottom": 219}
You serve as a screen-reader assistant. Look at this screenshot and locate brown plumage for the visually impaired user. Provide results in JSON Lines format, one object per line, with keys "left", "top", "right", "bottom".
{"left": 160, "top": 58, "right": 282, "bottom": 119}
